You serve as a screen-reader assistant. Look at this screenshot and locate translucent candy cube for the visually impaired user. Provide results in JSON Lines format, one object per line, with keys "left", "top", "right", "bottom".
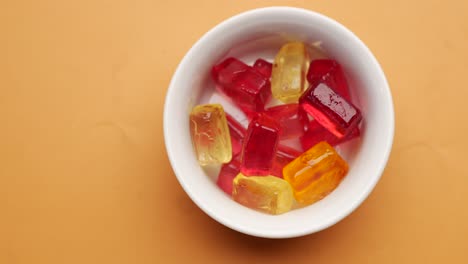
{"left": 271, "top": 42, "right": 310, "bottom": 103}
{"left": 232, "top": 173, "right": 294, "bottom": 215}
{"left": 212, "top": 57, "right": 271, "bottom": 117}
{"left": 283, "top": 141, "right": 348, "bottom": 205}
{"left": 211, "top": 57, "right": 249, "bottom": 86}
{"left": 189, "top": 104, "right": 232, "bottom": 165}
{"left": 240, "top": 113, "right": 280, "bottom": 176}
{"left": 299, "top": 80, "right": 362, "bottom": 138}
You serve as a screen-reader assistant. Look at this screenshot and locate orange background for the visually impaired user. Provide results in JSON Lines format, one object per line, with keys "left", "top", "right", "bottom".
{"left": 1, "top": 0, "right": 468, "bottom": 263}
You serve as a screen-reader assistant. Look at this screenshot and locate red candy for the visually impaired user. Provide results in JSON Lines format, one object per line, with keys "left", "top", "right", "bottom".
{"left": 307, "top": 59, "right": 351, "bottom": 100}
{"left": 300, "top": 120, "right": 360, "bottom": 150}
{"left": 299, "top": 79, "right": 362, "bottom": 138}
{"left": 217, "top": 158, "right": 241, "bottom": 195}
{"left": 212, "top": 57, "right": 249, "bottom": 86}
{"left": 226, "top": 114, "right": 246, "bottom": 156}
{"left": 241, "top": 113, "right": 280, "bottom": 176}
{"left": 253, "top": 59, "right": 272, "bottom": 78}
{"left": 264, "top": 103, "right": 308, "bottom": 140}
{"left": 212, "top": 57, "right": 271, "bottom": 117}
{"left": 271, "top": 145, "right": 301, "bottom": 178}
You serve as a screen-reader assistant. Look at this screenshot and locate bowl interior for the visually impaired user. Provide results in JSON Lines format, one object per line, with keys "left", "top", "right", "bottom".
{"left": 164, "top": 7, "right": 393, "bottom": 238}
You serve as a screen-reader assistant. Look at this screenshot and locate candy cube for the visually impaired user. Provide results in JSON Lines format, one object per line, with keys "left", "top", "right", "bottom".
{"left": 232, "top": 173, "right": 294, "bottom": 215}
{"left": 226, "top": 114, "right": 246, "bottom": 156}
{"left": 299, "top": 80, "right": 362, "bottom": 138}
{"left": 264, "top": 103, "right": 308, "bottom": 140}
{"left": 241, "top": 113, "right": 280, "bottom": 176}
{"left": 212, "top": 57, "right": 271, "bottom": 117}
{"left": 271, "top": 42, "right": 310, "bottom": 103}
{"left": 217, "top": 158, "right": 240, "bottom": 195}
{"left": 253, "top": 59, "right": 272, "bottom": 78}
{"left": 283, "top": 141, "right": 348, "bottom": 205}
{"left": 300, "top": 120, "right": 360, "bottom": 150}
{"left": 212, "top": 57, "right": 249, "bottom": 86}
{"left": 189, "top": 104, "right": 232, "bottom": 165}
{"left": 307, "top": 59, "right": 351, "bottom": 100}
{"left": 272, "top": 145, "right": 301, "bottom": 178}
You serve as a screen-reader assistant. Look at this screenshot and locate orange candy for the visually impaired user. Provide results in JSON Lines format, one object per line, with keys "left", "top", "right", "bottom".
{"left": 283, "top": 141, "right": 348, "bottom": 205}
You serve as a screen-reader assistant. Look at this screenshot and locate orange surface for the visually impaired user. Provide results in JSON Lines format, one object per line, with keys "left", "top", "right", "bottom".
{"left": 283, "top": 142, "right": 348, "bottom": 205}
{"left": 1, "top": 1, "right": 468, "bottom": 263}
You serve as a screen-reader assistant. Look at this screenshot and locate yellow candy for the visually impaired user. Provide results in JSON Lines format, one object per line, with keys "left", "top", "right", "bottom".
{"left": 271, "top": 42, "right": 310, "bottom": 103}
{"left": 283, "top": 141, "right": 348, "bottom": 205}
{"left": 232, "top": 174, "right": 293, "bottom": 215}
{"left": 189, "top": 104, "right": 232, "bottom": 165}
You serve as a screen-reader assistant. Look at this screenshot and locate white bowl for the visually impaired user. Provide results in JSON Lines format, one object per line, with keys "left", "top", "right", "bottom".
{"left": 164, "top": 7, "right": 394, "bottom": 238}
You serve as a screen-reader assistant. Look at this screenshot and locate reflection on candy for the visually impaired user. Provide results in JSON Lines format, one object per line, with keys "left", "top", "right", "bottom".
{"left": 271, "top": 42, "right": 310, "bottom": 103}
{"left": 300, "top": 80, "right": 362, "bottom": 138}
{"left": 189, "top": 104, "right": 232, "bottom": 165}
{"left": 241, "top": 113, "right": 280, "bottom": 176}
{"left": 212, "top": 57, "right": 271, "bottom": 117}
{"left": 283, "top": 141, "right": 348, "bottom": 205}
{"left": 232, "top": 173, "right": 294, "bottom": 215}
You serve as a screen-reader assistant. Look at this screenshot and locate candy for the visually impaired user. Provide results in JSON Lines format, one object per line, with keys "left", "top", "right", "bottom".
{"left": 189, "top": 104, "right": 232, "bottom": 165}
{"left": 283, "top": 141, "right": 348, "bottom": 205}
{"left": 212, "top": 57, "right": 271, "bottom": 117}
{"left": 253, "top": 59, "right": 272, "bottom": 78}
{"left": 300, "top": 120, "right": 360, "bottom": 150}
{"left": 271, "top": 42, "right": 310, "bottom": 103}
{"left": 272, "top": 145, "right": 301, "bottom": 178}
{"left": 232, "top": 173, "right": 294, "bottom": 214}
{"left": 212, "top": 57, "right": 249, "bottom": 86}
{"left": 264, "top": 103, "right": 308, "bottom": 140}
{"left": 241, "top": 113, "right": 280, "bottom": 176}
{"left": 299, "top": 80, "right": 362, "bottom": 138}
{"left": 226, "top": 114, "right": 246, "bottom": 156}
{"left": 307, "top": 59, "right": 351, "bottom": 100}
{"left": 217, "top": 158, "right": 240, "bottom": 195}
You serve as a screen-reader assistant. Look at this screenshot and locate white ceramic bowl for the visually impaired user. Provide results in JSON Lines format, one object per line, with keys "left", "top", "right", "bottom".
{"left": 164, "top": 7, "right": 394, "bottom": 238}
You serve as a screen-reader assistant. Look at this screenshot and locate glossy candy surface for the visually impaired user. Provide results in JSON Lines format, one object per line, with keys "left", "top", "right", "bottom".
{"left": 299, "top": 80, "right": 362, "bottom": 138}
{"left": 271, "top": 42, "right": 310, "bottom": 103}
{"left": 212, "top": 57, "right": 271, "bottom": 117}
{"left": 232, "top": 173, "right": 294, "bottom": 215}
{"left": 283, "top": 141, "right": 348, "bottom": 205}
{"left": 240, "top": 114, "right": 280, "bottom": 176}
{"left": 189, "top": 104, "right": 232, "bottom": 165}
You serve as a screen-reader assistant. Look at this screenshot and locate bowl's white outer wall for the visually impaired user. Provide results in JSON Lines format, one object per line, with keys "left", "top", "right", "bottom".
{"left": 164, "top": 7, "right": 394, "bottom": 238}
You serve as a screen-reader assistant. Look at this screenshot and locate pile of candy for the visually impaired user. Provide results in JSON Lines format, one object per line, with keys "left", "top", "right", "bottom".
{"left": 189, "top": 42, "right": 362, "bottom": 215}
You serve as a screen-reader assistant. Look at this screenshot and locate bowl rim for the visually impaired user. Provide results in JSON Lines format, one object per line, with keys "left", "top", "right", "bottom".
{"left": 164, "top": 6, "right": 395, "bottom": 238}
